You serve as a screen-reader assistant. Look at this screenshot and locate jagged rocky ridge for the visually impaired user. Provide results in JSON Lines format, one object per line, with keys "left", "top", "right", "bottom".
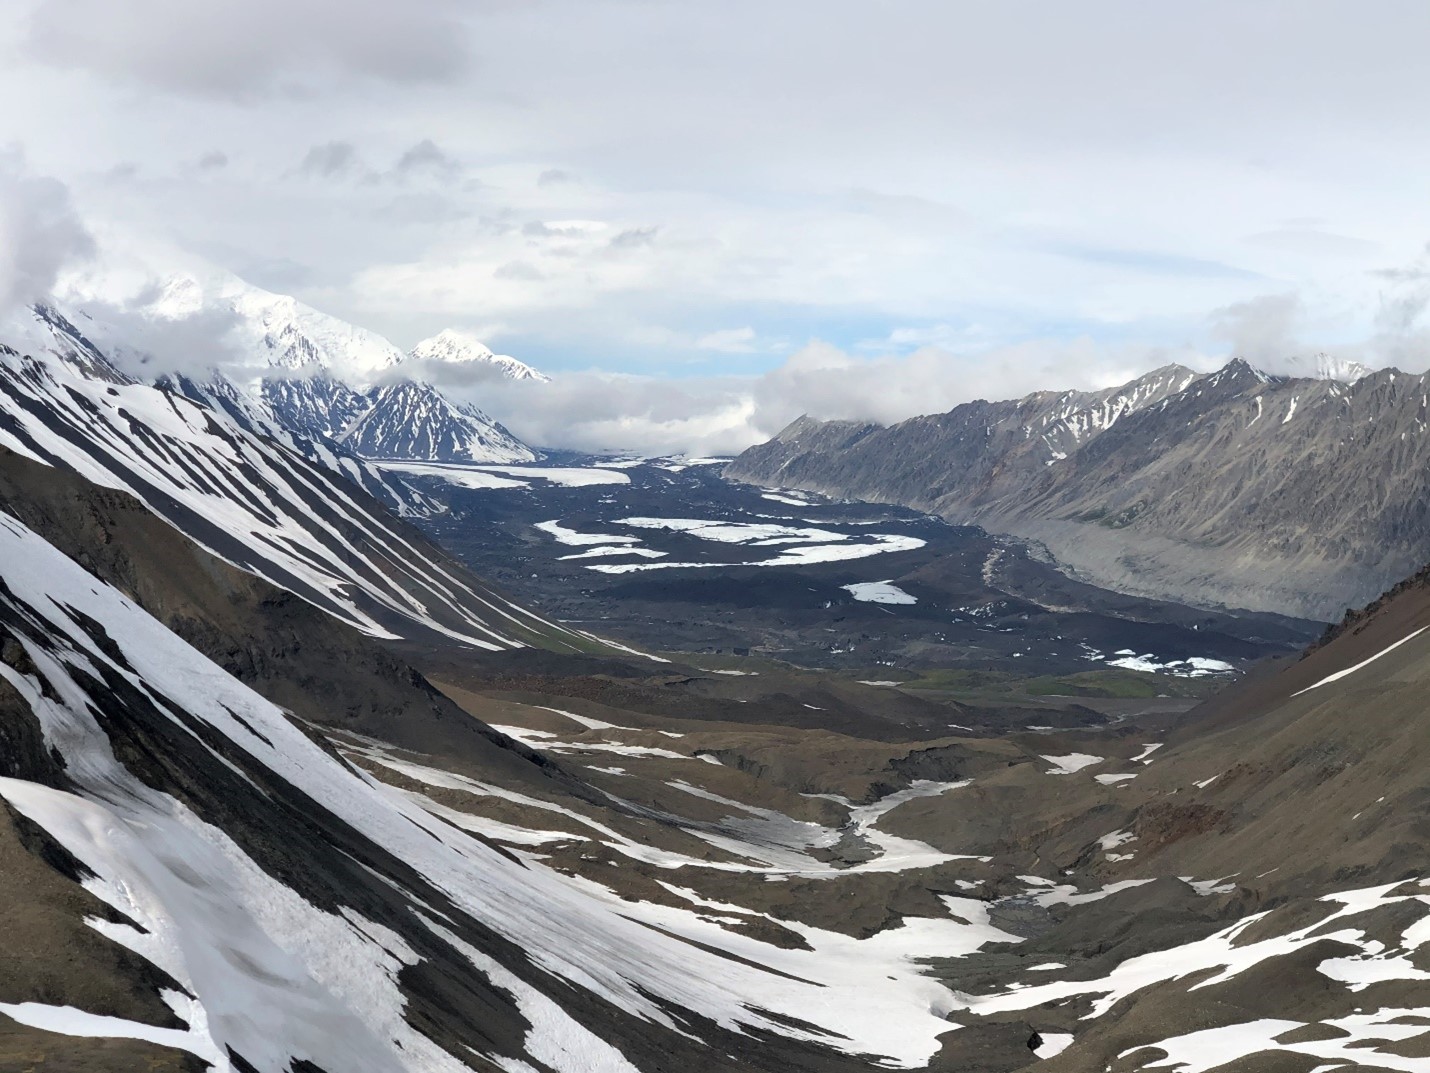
{"left": 727, "top": 359, "right": 1430, "bottom": 619}
{"left": 342, "top": 378, "right": 531, "bottom": 463}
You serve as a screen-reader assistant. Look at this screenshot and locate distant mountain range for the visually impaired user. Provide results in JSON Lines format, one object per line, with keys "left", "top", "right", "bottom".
{"left": 58, "top": 272, "right": 545, "bottom": 466}
{"left": 728, "top": 358, "right": 1428, "bottom": 620}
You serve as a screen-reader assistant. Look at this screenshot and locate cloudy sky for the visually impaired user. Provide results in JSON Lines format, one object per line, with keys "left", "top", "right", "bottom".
{"left": 4, "top": 1, "right": 1430, "bottom": 452}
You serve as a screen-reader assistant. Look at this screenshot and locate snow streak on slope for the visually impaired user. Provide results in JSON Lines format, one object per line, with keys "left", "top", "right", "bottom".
{"left": 160, "top": 369, "right": 442, "bottom": 519}
{"left": 958, "top": 878, "right": 1430, "bottom": 1071}
{"left": 257, "top": 373, "right": 369, "bottom": 442}
{"left": 1034, "top": 365, "right": 1200, "bottom": 464}
{"left": 0, "top": 320, "right": 576, "bottom": 649}
{"left": 0, "top": 513, "right": 1024, "bottom": 1070}
{"left": 1293, "top": 625, "right": 1430, "bottom": 695}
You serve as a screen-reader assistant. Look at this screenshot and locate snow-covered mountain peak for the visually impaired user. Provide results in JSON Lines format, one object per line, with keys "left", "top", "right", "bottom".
{"left": 113, "top": 271, "right": 404, "bottom": 386}
{"left": 410, "top": 328, "right": 495, "bottom": 364}
{"left": 226, "top": 281, "right": 403, "bottom": 384}
{"left": 144, "top": 273, "right": 207, "bottom": 318}
{"left": 50, "top": 265, "right": 540, "bottom": 465}
{"left": 408, "top": 328, "right": 550, "bottom": 383}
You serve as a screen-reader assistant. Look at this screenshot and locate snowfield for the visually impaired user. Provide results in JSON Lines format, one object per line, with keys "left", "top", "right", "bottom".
{"left": 530, "top": 514, "right": 928, "bottom": 573}
{"left": 959, "top": 878, "right": 1430, "bottom": 1072}
{"left": 1105, "top": 652, "right": 1236, "bottom": 677}
{"left": 374, "top": 462, "right": 631, "bottom": 490}
{"left": 586, "top": 533, "right": 925, "bottom": 573}
{"left": 1040, "top": 753, "right": 1104, "bottom": 775}
{"left": 535, "top": 519, "right": 640, "bottom": 545}
{"left": 479, "top": 466, "right": 631, "bottom": 487}
{"left": 843, "top": 580, "right": 918, "bottom": 605}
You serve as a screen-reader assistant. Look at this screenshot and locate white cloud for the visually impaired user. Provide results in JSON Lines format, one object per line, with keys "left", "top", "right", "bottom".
{"left": 476, "top": 373, "right": 758, "bottom": 457}
{"left": 0, "top": 153, "right": 93, "bottom": 316}
{"left": 1209, "top": 294, "right": 1303, "bottom": 367}
{"left": 1204, "top": 252, "right": 1430, "bottom": 375}
{"left": 4, "top": 0, "right": 1430, "bottom": 400}
{"left": 695, "top": 327, "right": 756, "bottom": 353}
{"left": 463, "top": 337, "right": 1207, "bottom": 456}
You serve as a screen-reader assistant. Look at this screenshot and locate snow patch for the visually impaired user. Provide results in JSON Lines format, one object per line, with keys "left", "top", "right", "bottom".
{"left": 1041, "top": 753, "right": 1102, "bottom": 775}
{"left": 843, "top": 581, "right": 917, "bottom": 605}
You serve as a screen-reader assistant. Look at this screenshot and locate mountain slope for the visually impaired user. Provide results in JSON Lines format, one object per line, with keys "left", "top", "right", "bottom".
{"left": 0, "top": 478, "right": 1011, "bottom": 1072}
{"left": 729, "top": 363, "right": 1199, "bottom": 513}
{"left": 257, "top": 372, "right": 370, "bottom": 443}
{"left": 0, "top": 308, "right": 577, "bottom": 651}
{"left": 0, "top": 512, "right": 656, "bottom": 1072}
{"left": 0, "top": 445, "right": 569, "bottom": 781}
{"left": 728, "top": 360, "right": 1430, "bottom": 618}
{"left": 158, "top": 369, "right": 441, "bottom": 517}
{"left": 919, "top": 555, "right": 1430, "bottom": 1072}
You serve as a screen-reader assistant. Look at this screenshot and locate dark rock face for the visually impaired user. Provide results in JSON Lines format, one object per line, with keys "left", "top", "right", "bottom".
{"left": 727, "top": 361, "right": 1430, "bottom": 618}
{"left": 342, "top": 379, "right": 530, "bottom": 464}
{"left": 259, "top": 373, "right": 369, "bottom": 443}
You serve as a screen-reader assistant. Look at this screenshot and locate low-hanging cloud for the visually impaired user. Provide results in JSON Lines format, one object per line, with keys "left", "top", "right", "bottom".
{"left": 452, "top": 337, "right": 1203, "bottom": 456}
{"left": 1209, "top": 265, "right": 1430, "bottom": 375}
{"left": 475, "top": 373, "right": 757, "bottom": 457}
{"left": 74, "top": 288, "right": 247, "bottom": 381}
{"left": 0, "top": 154, "right": 94, "bottom": 316}
{"left": 1209, "top": 293, "right": 1303, "bottom": 367}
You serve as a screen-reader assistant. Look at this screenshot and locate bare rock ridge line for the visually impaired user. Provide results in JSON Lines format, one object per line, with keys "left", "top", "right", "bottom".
{"left": 726, "top": 358, "right": 1427, "bottom": 619}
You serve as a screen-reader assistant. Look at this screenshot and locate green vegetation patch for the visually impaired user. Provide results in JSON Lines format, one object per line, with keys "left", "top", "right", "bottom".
{"left": 900, "top": 666, "right": 1222, "bottom": 699}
